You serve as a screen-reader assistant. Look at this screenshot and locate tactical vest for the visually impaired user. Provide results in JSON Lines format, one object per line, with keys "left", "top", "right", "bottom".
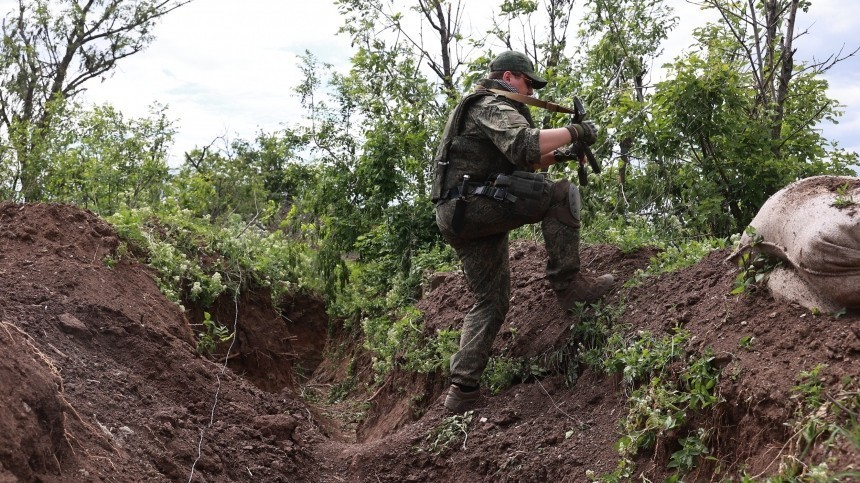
{"left": 431, "top": 84, "right": 534, "bottom": 203}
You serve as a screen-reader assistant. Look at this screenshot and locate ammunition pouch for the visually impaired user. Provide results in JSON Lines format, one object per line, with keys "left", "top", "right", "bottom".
{"left": 442, "top": 171, "right": 550, "bottom": 233}
{"left": 443, "top": 170, "right": 546, "bottom": 206}
{"left": 491, "top": 171, "right": 546, "bottom": 213}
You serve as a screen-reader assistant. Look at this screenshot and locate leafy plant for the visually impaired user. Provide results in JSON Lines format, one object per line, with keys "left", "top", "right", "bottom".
{"left": 109, "top": 203, "right": 315, "bottom": 308}
{"left": 587, "top": 329, "right": 724, "bottom": 478}
{"left": 832, "top": 183, "right": 856, "bottom": 208}
{"left": 481, "top": 355, "right": 548, "bottom": 395}
{"left": 423, "top": 410, "right": 474, "bottom": 454}
{"left": 195, "top": 312, "right": 233, "bottom": 355}
{"left": 625, "top": 237, "right": 725, "bottom": 288}
{"left": 668, "top": 428, "right": 712, "bottom": 473}
{"left": 732, "top": 226, "right": 782, "bottom": 295}
{"left": 602, "top": 329, "right": 689, "bottom": 385}
{"left": 361, "top": 306, "right": 460, "bottom": 383}
{"left": 582, "top": 213, "right": 689, "bottom": 255}
{"left": 738, "top": 335, "right": 755, "bottom": 350}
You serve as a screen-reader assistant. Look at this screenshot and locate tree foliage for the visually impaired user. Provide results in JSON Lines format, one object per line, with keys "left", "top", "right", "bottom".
{"left": 0, "top": 0, "right": 192, "bottom": 201}
{"left": 41, "top": 102, "right": 174, "bottom": 215}
{"left": 171, "top": 131, "right": 310, "bottom": 224}
{"left": 636, "top": 1, "right": 857, "bottom": 235}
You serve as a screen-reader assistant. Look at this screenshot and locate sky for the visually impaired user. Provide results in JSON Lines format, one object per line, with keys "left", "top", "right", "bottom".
{"left": 2, "top": 0, "right": 859, "bottom": 166}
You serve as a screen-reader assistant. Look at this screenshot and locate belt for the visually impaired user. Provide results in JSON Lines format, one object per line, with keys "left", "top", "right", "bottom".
{"left": 445, "top": 184, "right": 518, "bottom": 203}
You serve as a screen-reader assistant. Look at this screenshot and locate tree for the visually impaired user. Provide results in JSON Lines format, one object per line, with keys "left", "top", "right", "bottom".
{"left": 336, "top": 0, "right": 479, "bottom": 102}
{"left": 285, "top": 46, "right": 445, "bottom": 300}
{"left": 643, "top": 0, "right": 858, "bottom": 236}
{"left": 170, "top": 130, "right": 311, "bottom": 225}
{"left": 0, "top": 0, "right": 192, "bottom": 201}
{"left": 42, "top": 102, "right": 174, "bottom": 215}
{"left": 697, "top": 0, "right": 857, "bottom": 156}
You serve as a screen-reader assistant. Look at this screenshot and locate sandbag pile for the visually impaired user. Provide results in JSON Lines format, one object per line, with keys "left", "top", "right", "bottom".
{"left": 730, "top": 175, "right": 860, "bottom": 312}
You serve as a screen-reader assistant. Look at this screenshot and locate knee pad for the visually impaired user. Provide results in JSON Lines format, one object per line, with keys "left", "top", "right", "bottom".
{"left": 549, "top": 180, "right": 581, "bottom": 228}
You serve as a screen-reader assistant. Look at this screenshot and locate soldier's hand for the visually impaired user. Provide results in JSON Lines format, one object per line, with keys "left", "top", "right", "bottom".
{"left": 566, "top": 121, "right": 598, "bottom": 146}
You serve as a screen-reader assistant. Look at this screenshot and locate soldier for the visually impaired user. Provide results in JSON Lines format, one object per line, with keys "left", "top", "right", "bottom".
{"left": 432, "top": 51, "right": 614, "bottom": 413}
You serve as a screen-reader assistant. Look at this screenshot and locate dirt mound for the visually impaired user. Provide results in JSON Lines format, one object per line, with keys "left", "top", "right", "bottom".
{"left": 0, "top": 202, "right": 326, "bottom": 482}
{"left": 1, "top": 202, "right": 857, "bottom": 481}
{"left": 337, "top": 244, "right": 858, "bottom": 481}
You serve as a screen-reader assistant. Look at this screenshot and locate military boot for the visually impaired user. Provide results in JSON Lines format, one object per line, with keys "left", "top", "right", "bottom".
{"left": 443, "top": 384, "right": 480, "bottom": 413}
{"left": 556, "top": 272, "right": 614, "bottom": 310}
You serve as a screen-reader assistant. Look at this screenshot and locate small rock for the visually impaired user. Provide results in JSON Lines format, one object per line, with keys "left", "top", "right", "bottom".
{"left": 57, "top": 313, "right": 89, "bottom": 335}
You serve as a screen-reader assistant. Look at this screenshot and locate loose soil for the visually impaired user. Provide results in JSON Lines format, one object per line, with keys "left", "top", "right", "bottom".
{"left": 1, "top": 201, "right": 858, "bottom": 482}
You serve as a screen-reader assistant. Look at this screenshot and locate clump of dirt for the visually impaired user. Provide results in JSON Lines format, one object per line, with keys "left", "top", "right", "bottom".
{"left": 1, "top": 202, "right": 858, "bottom": 482}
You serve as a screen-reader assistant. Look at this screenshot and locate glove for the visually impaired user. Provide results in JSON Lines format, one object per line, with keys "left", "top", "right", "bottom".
{"left": 565, "top": 121, "right": 598, "bottom": 146}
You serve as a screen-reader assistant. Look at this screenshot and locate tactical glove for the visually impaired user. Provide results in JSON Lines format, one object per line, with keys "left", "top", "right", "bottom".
{"left": 565, "top": 121, "right": 598, "bottom": 146}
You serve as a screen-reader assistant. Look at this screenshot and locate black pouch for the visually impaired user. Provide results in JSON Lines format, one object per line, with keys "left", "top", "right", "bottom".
{"left": 494, "top": 171, "right": 545, "bottom": 213}
{"left": 451, "top": 175, "right": 471, "bottom": 234}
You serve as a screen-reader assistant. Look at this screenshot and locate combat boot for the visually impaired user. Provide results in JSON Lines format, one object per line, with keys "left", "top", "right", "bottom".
{"left": 556, "top": 272, "right": 614, "bottom": 310}
{"left": 443, "top": 384, "right": 480, "bottom": 413}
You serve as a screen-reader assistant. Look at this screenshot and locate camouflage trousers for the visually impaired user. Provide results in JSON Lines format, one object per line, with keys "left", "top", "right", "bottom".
{"left": 435, "top": 178, "right": 580, "bottom": 388}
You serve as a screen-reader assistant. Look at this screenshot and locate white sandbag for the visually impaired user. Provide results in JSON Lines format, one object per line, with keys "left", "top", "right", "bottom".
{"left": 730, "top": 175, "right": 860, "bottom": 312}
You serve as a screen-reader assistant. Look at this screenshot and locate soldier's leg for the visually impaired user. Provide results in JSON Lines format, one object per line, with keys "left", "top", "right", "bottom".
{"left": 542, "top": 179, "right": 613, "bottom": 307}
{"left": 448, "top": 232, "right": 510, "bottom": 388}
{"left": 542, "top": 180, "right": 582, "bottom": 290}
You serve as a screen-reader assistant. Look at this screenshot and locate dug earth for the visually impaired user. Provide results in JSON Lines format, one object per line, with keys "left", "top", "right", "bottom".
{"left": 0, "top": 201, "right": 857, "bottom": 481}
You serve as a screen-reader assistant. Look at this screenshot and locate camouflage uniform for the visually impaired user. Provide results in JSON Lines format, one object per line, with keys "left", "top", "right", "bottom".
{"left": 433, "top": 79, "right": 582, "bottom": 388}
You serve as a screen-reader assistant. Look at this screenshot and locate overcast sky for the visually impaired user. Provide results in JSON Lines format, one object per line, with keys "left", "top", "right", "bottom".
{"left": 3, "top": 0, "right": 858, "bottom": 166}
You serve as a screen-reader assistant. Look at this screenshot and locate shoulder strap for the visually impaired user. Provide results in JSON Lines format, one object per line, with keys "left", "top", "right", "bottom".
{"left": 486, "top": 89, "right": 576, "bottom": 114}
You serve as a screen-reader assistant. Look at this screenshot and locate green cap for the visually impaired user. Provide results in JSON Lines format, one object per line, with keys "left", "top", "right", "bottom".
{"left": 489, "top": 51, "right": 548, "bottom": 89}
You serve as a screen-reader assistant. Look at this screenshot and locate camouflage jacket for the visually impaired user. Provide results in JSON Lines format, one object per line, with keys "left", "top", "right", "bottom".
{"left": 431, "top": 79, "right": 542, "bottom": 202}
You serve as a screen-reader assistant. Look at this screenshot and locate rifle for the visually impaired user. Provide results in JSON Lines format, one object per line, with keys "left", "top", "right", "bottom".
{"left": 570, "top": 97, "right": 601, "bottom": 186}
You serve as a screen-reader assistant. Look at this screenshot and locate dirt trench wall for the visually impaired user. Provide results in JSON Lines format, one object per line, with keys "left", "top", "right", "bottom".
{"left": 0, "top": 325, "right": 70, "bottom": 482}
{"left": 184, "top": 287, "right": 329, "bottom": 393}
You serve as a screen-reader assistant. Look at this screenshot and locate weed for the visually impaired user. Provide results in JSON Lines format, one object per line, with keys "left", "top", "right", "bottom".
{"left": 680, "top": 350, "right": 720, "bottom": 410}
{"left": 603, "top": 329, "right": 689, "bottom": 385}
{"left": 739, "top": 335, "right": 755, "bottom": 350}
{"left": 327, "top": 360, "right": 357, "bottom": 404}
{"left": 625, "top": 238, "right": 725, "bottom": 288}
{"left": 103, "top": 253, "right": 119, "bottom": 268}
{"left": 768, "top": 367, "right": 860, "bottom": 481}
{"left": 362, "top": 306, "right": 460, "bottom": 383}
{"left": 793, "top": 364, "right": 826, "bottom": 409}
{"left": 668, "top": 428, "right": 712, "bottom": 473}
{"left": 109, "top": 204, "right": 314, "bottom": 308}
{"left": 582, "top": 213, "right": 690, "bottom": 254}
{"left": 590, "top": 330, "right": 723, "bottom": 478}
{"left": 732, "top": 226, "right": 781, "bottom": 295}
{"left": 831, "top": 183, "right": 856, "bottom": 208}
{"left": 423, "top": 411, "right": 474, "bottom": 454}
{"left": 103, "top": 241, "right": 129, "bottom": 268}
{"left": 543, "top": 299, "right": 625, "bottom": 388}
{"left": 195, "top": 312, "right": 233, "bottom": 355}
{"left": 481, "top": 355, "right": 547, "bottom": 395}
